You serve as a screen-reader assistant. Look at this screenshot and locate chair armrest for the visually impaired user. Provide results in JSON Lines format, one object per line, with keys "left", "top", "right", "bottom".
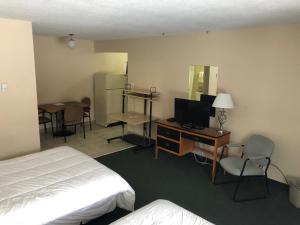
{"left": 220, "top": 143, "right": 243, "bottom": 160}
{"left": 244, "top": 155, "right": 271, "bottom": 169}
{"left": 246, "top": 155, "right": 267, "bottom": 160}
{"left": 220, "top": 144, "right": 245, "bottom": 160}
{"left": 226, "top": 143, "right": 245, "bottom": 148}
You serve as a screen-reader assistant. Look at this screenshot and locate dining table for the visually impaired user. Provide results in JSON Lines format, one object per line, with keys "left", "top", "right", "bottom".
{"left": 38, "top": 101, "right": 88, "bottom": 137}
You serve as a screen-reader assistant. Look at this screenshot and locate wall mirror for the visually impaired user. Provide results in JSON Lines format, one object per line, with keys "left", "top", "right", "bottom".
{"left": 188, "top": 65, "right": 218, "bottom": 100}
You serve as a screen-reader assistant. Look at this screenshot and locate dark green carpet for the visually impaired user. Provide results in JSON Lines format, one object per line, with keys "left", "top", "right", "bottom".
{"left": 87, "top": 148, "right": 300, "bottom": 225}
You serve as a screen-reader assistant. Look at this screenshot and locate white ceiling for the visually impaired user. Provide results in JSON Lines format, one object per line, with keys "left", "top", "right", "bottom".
{"left": 0, "top": 0, "right": 300, "bottom": 40}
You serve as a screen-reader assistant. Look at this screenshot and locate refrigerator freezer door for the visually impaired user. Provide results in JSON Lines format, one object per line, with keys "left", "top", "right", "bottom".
{"left": 105, "top": 74, "right": 127, "bottom": 89}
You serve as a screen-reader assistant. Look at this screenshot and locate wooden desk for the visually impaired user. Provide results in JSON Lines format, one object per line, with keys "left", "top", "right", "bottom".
{"left": 155, "top": 120, "right": 230, "bottom": 181}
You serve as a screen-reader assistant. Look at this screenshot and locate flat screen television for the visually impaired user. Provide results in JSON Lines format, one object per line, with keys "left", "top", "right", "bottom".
{"left": 200, "top": 94, "right": 216, "bottom": 117}
{"left": 174, "top": 98, "right": 210, "bottom": 129}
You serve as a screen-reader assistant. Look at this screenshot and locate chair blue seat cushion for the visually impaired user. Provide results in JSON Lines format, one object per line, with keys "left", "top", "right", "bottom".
{"left": 220, "top": 156, "right": 264, "bottom": 176}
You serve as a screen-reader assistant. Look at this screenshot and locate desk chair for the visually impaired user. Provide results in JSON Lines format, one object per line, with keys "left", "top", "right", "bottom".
{"left": 63, "top": 105, "right": 86, "bottom": 142}
{"left": 214, "top": 134, "right": 274, "bottom": 202}
{"left": 81, "top": 97, "right": 92, "bottom": 130}
{"left": 38, "top": 109, "right": 54, "bottom": 135}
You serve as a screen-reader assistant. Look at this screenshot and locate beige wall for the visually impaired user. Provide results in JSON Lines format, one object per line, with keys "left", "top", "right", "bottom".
{"left": 95, "top": 24, "right": 300, "bottom": 183}
{"left": 34, "top": 36, "right": 97, "bottom": 119}
{"left": 0, "top": 18, "right": 40, "bottom": 159}
{"left": 33, "top": 35, "right": 127, "bottom": 120}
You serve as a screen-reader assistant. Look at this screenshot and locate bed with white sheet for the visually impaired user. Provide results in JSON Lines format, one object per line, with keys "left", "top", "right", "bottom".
{"left": 110, "top": 199, "right": 213, "bottom": 225}
{"left": 0, "top": 146, "right": 135, "bottom": 225}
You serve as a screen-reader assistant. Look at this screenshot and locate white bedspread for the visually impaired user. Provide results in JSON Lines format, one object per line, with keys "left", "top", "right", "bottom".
{"left": 110, "top": 199, "right": 213, "bottom": 225}
{"left": 0, "top": 146, "right": 135, "bottom": 225}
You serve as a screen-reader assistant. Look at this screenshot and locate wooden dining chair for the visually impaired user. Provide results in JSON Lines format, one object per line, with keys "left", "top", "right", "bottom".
{"left": 81, "top": 97, "right": 92, "bottom": 130}
{"left": 38, "top": 109, "right": 54, "bottom": 135}
{"left": 63, "top": 105, "right": 85, "bottom": 142}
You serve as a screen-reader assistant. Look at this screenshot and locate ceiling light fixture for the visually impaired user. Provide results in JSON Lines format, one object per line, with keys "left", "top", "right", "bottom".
{"left": 67, "top": 34, "right": 76, "bottom": 48}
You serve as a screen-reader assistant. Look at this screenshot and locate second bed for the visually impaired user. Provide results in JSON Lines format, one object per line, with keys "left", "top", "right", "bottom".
{"left": 0, "top": 146, "right": 135, "bottom": 225}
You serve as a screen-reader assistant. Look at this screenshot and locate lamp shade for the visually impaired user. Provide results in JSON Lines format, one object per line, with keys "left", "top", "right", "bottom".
{"left": 212, "top": 93, "right": 234, "bottom": 109}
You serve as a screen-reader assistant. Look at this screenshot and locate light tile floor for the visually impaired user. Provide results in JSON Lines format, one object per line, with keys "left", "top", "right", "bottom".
{"left": 40, "top": 124, "right": 133, "bottom": 158}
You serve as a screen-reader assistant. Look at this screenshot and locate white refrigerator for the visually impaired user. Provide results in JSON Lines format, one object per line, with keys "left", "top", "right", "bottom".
{"left": 94, "top": 73, "right": 127, "bottom": 126}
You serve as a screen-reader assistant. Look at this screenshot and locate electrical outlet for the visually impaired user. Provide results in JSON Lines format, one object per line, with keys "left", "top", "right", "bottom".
{"left": 0, "top": 83, "right": 8, "bottom": 92}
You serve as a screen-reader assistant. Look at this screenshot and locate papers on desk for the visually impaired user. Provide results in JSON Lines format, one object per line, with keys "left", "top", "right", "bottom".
{"left": 54, "top": 102, "right": 65, "bottom": 106}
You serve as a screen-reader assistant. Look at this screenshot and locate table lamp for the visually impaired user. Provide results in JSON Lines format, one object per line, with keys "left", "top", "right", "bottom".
{"left": 212, "top": 93, "right": 234, "bottom": 133}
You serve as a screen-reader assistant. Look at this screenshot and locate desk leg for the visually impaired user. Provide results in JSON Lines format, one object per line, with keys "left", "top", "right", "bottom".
{"left": 223, "top": 145, "right": 229, "bottom": 175}
{"left": 212, "top": 142, "right": 218, "bottom": 182}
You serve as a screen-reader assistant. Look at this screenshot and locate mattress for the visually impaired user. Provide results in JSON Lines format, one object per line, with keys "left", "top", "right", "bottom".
{"left": 110, "top": 199, "right": 213, "bottom": 225}
{"left": 0, "top": 146, "right": 135, "bottom": 225}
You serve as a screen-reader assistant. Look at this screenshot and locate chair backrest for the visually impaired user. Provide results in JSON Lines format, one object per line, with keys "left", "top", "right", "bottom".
{"left": 81, "top": 97, "right": 91, "bottom": 107}
{"left": 64, "top": 105, "right": 83, "bottom": 123}
{"left": 243, "top": 134, "right": 274, "bottom": 164}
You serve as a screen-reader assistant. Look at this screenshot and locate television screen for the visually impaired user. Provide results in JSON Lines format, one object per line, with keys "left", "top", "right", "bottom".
{"left": 174, "top": 98, "right": 188, "bottom": 124}
{"left": 174, "top": 98, "right": 210, "bottom": 129}
{"left": 200, "top": 94, "right": 216, "bottom": 117}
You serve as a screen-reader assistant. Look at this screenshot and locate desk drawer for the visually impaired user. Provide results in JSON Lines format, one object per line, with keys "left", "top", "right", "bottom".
{"left": 157, "top": 137, "right": 180, "bottom": 153}
{"left": 157, "top": 126, "right": 180, "bottom": 141}
{"left": 182, "top": 133, "right": 215, "bottom": 146}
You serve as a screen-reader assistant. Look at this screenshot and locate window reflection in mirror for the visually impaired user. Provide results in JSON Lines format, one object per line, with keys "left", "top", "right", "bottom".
{"left": 188, "top": 65, "right": 218, "bottom": 100}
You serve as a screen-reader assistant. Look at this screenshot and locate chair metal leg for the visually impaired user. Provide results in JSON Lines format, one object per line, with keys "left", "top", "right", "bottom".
{"left": 217, "top": 156, "right": 272, "bottom": 202}
{"left": 265, "top": 174, "right": 270, "bottom": 194}
{"left": 265, "top": 158, "right": 271, "bottom": 195}
{"left": 63, "top": 125, "right": 67, "bottom": 143}
{"left": 89, "top": 112, "right": 92, "bottom": 130}
{"left": 233, "top": 177, "right": 243, "bottom": 201}
{"left": 55, "top": 113, "right": 58, "bottom": 132}
{"left": 82, "top": 122, "right": 86, "bottom": 139}
{"left": 44, "top": 123, "right": 47, "bottom": 134}
{"left": 51, "top": 114, "right": 54, "bottom": 137}
{"left": 213, "top": 162, "right": 221, "bottom": 184}
{"left": 233, "top": 176, "right": 270, "bottom": 202}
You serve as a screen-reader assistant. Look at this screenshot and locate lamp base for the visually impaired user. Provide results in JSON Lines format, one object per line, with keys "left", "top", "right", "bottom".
{"left": 217, "top": 129, "right": 224, "bottom": 134}
{"left": 217, "top": 109, "right": 227, "bottom": 135}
